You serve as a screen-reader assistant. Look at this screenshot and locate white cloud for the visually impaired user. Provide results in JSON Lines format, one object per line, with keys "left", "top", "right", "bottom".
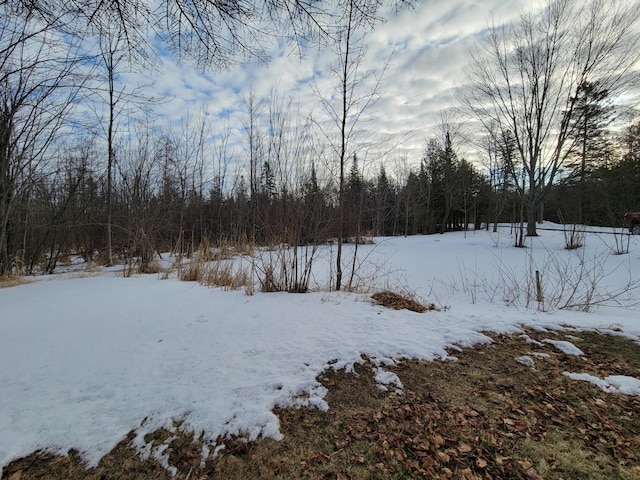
{"left": 133, "top": 0, "right": 539, "bottom": 172}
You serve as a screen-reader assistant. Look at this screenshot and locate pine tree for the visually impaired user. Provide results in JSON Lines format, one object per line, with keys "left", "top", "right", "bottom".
{"left": 568, "top": 81, "right": 613, "bottom": 223}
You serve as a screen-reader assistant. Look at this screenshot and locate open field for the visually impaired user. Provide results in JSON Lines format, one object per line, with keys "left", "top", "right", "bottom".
{"left": 1, "top": 226, "right": 640, "bottom": 478}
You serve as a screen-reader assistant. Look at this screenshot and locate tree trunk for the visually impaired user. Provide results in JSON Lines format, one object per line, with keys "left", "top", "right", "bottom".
{"left": 0, "top": 214, "right": 9, "bottom": 275}
{"left": 0, "top": 121, "right": 12, "bottom": 275}
{"left": 526, "top": 168, "right": 538, "bottom": 236}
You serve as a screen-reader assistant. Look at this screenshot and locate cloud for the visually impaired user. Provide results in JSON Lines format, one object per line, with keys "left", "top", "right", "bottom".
{"left": 133, "top": 0, "right": 536, "bottom": 173}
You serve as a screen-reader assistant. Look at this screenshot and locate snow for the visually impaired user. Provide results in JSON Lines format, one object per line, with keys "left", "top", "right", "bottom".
{"left": 542, "top": 339, "right": 585, "bottom": 356}
{"left": 528, "top": 352, "right": 551, "bottom": 358}
{"left": 520, "top": 334, "right": 544, "bottom": 346}
{"left": 373, "top": 367, "right": 404, "bottom": 392}
{"left": 2, "top": 226, "right": 640, "bottom": 473}
{"left": 516, "top": 355, "right": 535, "bottom": 368}
{"left": 563, "top": 372, "right": 640, "bottom": 395}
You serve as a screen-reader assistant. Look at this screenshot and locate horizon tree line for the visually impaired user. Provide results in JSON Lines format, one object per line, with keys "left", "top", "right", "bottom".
{"left": 5, "top": 104, "right": 639, "bottom": 276}
{"left": 1, "top": 0, "right": 639, "bottom": 277}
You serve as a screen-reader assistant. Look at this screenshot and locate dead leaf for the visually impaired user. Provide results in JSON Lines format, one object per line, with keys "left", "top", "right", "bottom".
{"left": 312, "top": 452, "right": 330, "bottom": 463}
{"left": 433, "top": 433, "right": 445, "bottom": 446}
{"left": 519, "top": 459, "right": 533, "bottom": 469}
{"left": 515, "top": 420, "right": 528, "bottom": 431}
{"left": 525, "top": 467, "right": 544, "bottom": 480}
{"left": 436, "top": 451, "right": 451, "bottom": 463}
{"left": 457, "top": 442, "right": 473, "bottom": 454}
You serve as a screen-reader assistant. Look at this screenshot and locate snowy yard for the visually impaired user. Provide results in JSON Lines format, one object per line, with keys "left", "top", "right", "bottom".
{"left": 1, "top": 225, "right": 640, "bottom": 475}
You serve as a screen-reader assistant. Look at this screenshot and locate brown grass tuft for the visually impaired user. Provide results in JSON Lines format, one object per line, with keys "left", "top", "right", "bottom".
{"left": 201, "top": 261, "right": 249, "bottom": 290}
{"left": 93, "top": 250, "right": 113, "bottom": 267}
{"left": 179, "top": 237, "right": 253, "bottom": 288}
{"left": 0, "top": 273, "right": 29, "bottom": 289}
{"left": 371, "top": 290, "right": 437, "bottom": 313}
{"left": 137, "top": 260, "right": 162, "bottom": 275}
{"left": 179, "top": 262, "right": 202, "bottom": 282}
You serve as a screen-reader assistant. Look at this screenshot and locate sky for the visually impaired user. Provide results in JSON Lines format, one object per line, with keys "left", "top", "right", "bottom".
{"left": 1, "top": 225, "right": 639, "bottom": 473}
{"left": 120, "top": 0, "right": 542, "bottom": 177}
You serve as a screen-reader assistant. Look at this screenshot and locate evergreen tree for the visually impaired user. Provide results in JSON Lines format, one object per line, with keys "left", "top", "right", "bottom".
{"left": 345, "top": 155, "right": 364, "bottom": 238}
{"left": 260, "top": 161, "right": 276, "bottom": 200}
{"left": 375, "top": 165, "right": 395, "bottom": 236}
{"left": 567, "top": 81, "right": 614, "bottom": 223}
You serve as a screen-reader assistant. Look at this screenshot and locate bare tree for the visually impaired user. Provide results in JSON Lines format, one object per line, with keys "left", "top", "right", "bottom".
{"left": 101, "top": 28, "right": 123, "bottom": 266}
{"left": 0, "top": 8, "right": 85, "bottom": 275}
{"left": 315, "top": 0, "right": 392, "bottom": 291}
{"left": 460, "top": 0, "right": 640, "bottom": 236}
{"left": 257, "top": 90, "right": 327, "bottom": 292}
{"left": 210, "top": 118, "right": 233, "bottom": 239}
{"left": 9, "top": 0, "right": 413, "bottom": 71}
{"left": 390, "top": 155, "right": 413, "bottom": 237}
{"left": 99, "top": 18, "right": 156, "bottom": 264}
{"left": 242, "top": 87, "right": 265, "bottom": 244}
{"left": 117, "top": 122, "right": 164, "bottom": 272}
{"left": 83, "top": 13, "right": 156, "bottom": 266}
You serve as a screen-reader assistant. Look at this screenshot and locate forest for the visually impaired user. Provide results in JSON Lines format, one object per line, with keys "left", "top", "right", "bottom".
{"left": 2, "top": 0, "right": 640, "bottom": 280}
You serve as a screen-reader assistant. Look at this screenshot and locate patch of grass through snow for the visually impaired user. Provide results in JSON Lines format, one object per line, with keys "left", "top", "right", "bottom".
{"left": 4, "top": 330, "right": 640, "bottom": 479}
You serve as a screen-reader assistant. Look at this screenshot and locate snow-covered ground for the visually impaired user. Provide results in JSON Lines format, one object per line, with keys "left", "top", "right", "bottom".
{"left": 1, "top": 224, "right": 640, "bottom": 473}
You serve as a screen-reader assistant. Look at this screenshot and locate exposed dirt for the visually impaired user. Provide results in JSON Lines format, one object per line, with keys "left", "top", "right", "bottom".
{"left": 3, "top": 328, "right": 640, "bottom": 480}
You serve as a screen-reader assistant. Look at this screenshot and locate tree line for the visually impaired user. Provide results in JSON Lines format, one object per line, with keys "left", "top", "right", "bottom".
{"left": 5, "top": 105, "right": 639, "bottom": 276}
{"left": 2, "top": 0, "right": 640, "bottom": 279}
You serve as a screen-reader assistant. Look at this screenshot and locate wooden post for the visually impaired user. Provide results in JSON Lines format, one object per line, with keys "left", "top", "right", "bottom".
{"left": 535, "top": 270, "right": 544, "bottom": 308}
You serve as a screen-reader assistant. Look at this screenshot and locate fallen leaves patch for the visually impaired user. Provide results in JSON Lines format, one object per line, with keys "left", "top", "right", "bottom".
{"left": 4, "top": 329, "right": 640, "bottom": 479}
{"left": 371, "top": 290, "right": 437, "bottom": 313}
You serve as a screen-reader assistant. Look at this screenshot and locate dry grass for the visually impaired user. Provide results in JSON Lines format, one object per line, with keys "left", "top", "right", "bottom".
{"left": 4, "top": 330, "right": 640, "bottom": 479}
{"left": 0, "top": 273, "right": 29, "bottom": 289}
{"left": 180, "top": 260, "right": 250, "bottom": 291}
{"left": 93, "top": 250, "right": 114, "bottom": 267}
{"left": 520, "top": 431, "right": 629, "bottom": 480}
{"left": 178, "top": 238, "right": 252, "bottom": 291}
{"left": 371, "top": 290, "right": 438, "bottom": 313}
{"left": 201, "top": 261, "right": 250, "bottom": 290}
{"left": 258, "top": 264, "right": 278, "bottom": 292}
{"left": 137, "top": 259, "right": 162, "bottom": 275}
{"left": 179, "top": 261, "right": 202, "bottom": 282}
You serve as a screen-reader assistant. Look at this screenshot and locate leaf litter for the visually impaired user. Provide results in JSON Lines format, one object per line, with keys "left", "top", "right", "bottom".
{"left": 5, "top": 328, "right": 640, "bottom": 479}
